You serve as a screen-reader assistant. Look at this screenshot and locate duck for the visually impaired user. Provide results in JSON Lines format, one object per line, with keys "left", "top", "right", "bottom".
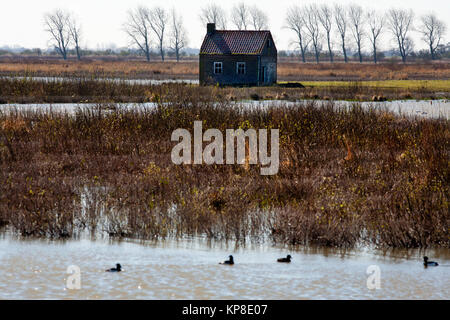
{"left": 220, "top": 255, "right": 234, "bottom": 265}
{"left": 277, "top": 255, "right": 292, "bottom": 263}
{"left": 423, "top": 256, "right": 438, "bottom": 267}
{"left": 106, "top": 263, "right": 122, "bottom": 272}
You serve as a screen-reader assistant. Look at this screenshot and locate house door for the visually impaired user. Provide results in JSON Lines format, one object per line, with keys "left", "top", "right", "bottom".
{"left": 260, "top": 66, "right": 266, "bottom": 83}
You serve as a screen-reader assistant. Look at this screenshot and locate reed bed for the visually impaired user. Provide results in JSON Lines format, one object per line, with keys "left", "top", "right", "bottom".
{"left": 0, "top": 78, "right": 447, "bottom": 104}
{"left": 0, "top": 95, "right": 448, "bottom": 248}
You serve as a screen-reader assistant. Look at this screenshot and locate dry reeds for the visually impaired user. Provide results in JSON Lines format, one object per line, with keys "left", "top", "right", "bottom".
{"left": 0, "top": 77, "right": 445, "bottom": 104}
{"left": 0, "top": 93, "right": 448, "bottom": 248}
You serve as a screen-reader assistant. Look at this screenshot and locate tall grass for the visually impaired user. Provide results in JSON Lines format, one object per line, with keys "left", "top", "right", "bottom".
{"left": 0, "top": 94, "right": 448, "bottom": 248}
{"left": 0, "top": 78, "right": 446, "bottom": 104}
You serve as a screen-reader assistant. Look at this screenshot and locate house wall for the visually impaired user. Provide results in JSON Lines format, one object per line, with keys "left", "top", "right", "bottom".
{"left": 199, "top": 34, "right": 278, "bottom": 86}
{"left": 260, "top": 56, "right": 277, "bottom": 85}
{"left": 200, "top": 55, "right": 259, "bottom": 86}
{"left": 260, "top": 34, "right": 277, "bottom": 85}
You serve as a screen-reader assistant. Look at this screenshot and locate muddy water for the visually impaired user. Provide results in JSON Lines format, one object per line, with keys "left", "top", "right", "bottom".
{"left": 0, "top": 235, "right": 448, "bottom": 299}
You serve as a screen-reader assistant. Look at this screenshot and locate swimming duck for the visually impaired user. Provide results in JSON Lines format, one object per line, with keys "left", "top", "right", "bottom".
{"left": 106, "top": 263, "right": 122, "bottom": 272}
{"left": 423, "top": 256, "right": 438, "bottom": 267}
{"left": 220, "top": 255, "right": 234, "bottom": 265}
{"left": 277, "top": 255, "right": 292, "bottom": 263}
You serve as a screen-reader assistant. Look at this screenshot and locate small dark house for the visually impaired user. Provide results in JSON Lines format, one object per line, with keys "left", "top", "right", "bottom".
{"left": 199, "top": 23, "right": 277, "bottom": 86}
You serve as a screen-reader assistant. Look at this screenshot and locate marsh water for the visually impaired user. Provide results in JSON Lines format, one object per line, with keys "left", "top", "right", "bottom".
{"left": 0, "top": 233, "right": 448, "bottom": 300}
{"left": 1, "top": 96, "right": 449, "bottom": 299}
{"left": 1, "top": 99, "right": 449, "bottom": 119}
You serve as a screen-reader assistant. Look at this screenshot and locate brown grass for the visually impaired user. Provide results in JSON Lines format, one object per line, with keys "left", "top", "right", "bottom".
{"left": 278, "top": 61, "right": 450, "bottom": 81}
{"left": 0, "top": 57, "right": 197, "bottom": 79}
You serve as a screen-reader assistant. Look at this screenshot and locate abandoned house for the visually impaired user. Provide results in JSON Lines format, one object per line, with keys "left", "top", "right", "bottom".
{"left": 199, "top": 23, "right": 277, "bottom": 86}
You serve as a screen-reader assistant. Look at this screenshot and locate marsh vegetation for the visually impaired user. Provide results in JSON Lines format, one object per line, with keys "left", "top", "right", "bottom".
{"left": 0, "top": 89, "right": 448, "bottom": 248}
{"left": 0, "top": 77, "right": 448, "bottom": 104}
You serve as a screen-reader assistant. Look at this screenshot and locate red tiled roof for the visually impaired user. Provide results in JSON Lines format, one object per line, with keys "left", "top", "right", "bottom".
{"left": 200, "top": 30, "right": 272, "bottom": 55}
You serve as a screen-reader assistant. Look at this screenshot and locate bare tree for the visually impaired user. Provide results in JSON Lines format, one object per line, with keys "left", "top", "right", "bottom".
{"left": 303, "top": 5, "right": 322, "bottom": 64}
{"left": 334, "top": 4, "right": 348, "bottom": 63}
{"left": 231, "top": 2, "right": 250, "bottom": 30}
{"left": 249, "top": 6, "right": 268, "bottom": 30}
{"left": 419, "top": 13, "right": 447, "bottom": 60}
{"left": 285, "top": 6, "right": 309, "bottom": 63}
{"left": 44, "top": 9, "right": 71, "bottom": 60}
{"left": 68, "top": 15, "right": 82, "bottom": 61}
{"left": 123, "top": 6, "right": 152, "bottom": 62}
{"left": 318, "top": 4, "right": 333, "bottom": 62}
{"left": 199, "top": 4, "right": 227, "bottom": 29}
{"left": 149, "top": 7, "right": 168, "bottom": 61}
{"left": 349, "top": 5, "right": 365, "bottom": 63}
{"left": 169, "top": 9, "right": 188, "bottom": 62}
{"left": 367, "top": 10, "right": 384, "bottom": 63}
{"left": 387, "top": 8, "right": 414, "bottom": 63}
{"left": 404, "top": 37, "right": 415, "bottom": 58}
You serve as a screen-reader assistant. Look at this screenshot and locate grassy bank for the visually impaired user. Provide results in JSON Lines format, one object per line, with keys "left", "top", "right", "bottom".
{"left": 0, "top": 95, "right": 448, "bottom": 248}
{"left": 0, "top": 78, "right": 448, "bottom": 104}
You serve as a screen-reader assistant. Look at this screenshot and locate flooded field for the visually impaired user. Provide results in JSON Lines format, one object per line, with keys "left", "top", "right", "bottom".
{"left": 0, "top": 235, "right": 448, "bottom": 300}
{"left": 2, "top": 76, "right": 199, "bottom": 85}
{"left": 1, "top": 93, "right": 448, "bottom": 300}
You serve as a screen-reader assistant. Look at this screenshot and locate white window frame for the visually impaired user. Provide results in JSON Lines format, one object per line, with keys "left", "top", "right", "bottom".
{"left": 214, "top": 62, "right": 223, "bottom": 74}
{"left": 236, "top": 62, "right": 246, "bottom": 75}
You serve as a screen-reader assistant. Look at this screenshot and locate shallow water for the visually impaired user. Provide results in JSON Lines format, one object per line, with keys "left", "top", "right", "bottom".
{"left": 0, "top": 235, "right": 448, "bottom": 299}
{"left": 1, "top": 99, "right": 449, "bottom": 120}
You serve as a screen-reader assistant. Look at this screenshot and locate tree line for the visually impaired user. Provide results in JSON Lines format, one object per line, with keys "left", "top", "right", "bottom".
{"left": 43, "top": 2, "right": 447, "bottom": 63}
{"left": 285, "top": 4, "right": 446, "bottom": 63}
{"left": 44, "top": 6, "right": 188, "bottom": 62}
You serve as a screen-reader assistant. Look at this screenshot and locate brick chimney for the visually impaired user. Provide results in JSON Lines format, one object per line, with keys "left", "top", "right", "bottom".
{"left": 207, "top": 23, "right": 216, "bottom": 34}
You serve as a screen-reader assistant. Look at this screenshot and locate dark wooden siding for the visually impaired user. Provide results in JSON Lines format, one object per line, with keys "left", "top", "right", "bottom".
{"left": 199, "top": 34, "right": 277, "bottom": 86}
{"left": 260, "top": 34, "right": 277, "bottom": 84}
{"left": 260, "top": 34, "right": 277, "bottom": 58}
{"left": 200, "top": 55, "right": 259, "bottom": 86}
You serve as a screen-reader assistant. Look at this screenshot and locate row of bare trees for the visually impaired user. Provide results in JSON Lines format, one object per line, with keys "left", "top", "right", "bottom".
{"left": 44, "top": 6, "right": 188, "bottom": 62}
{"left": 44, "top": 4, "right": 446, "bottom": 63}
{"left": 200, "top": 3, "right": 269, "bottom": 31}
{"left": 285, "top": 4, "right": 447, "bottom": 63}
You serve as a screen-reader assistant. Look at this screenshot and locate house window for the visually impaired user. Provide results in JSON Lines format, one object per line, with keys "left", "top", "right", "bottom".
{"left": 214, "top": 62, "right": 223, "bottom": 74}
{"left": 236, "top": 62, "right": 246, "bottom": 75}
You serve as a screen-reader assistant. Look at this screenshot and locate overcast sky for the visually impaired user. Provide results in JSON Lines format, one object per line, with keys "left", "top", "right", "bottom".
{"left": 0, "top": 0, "right": 448, "bottom": 52}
